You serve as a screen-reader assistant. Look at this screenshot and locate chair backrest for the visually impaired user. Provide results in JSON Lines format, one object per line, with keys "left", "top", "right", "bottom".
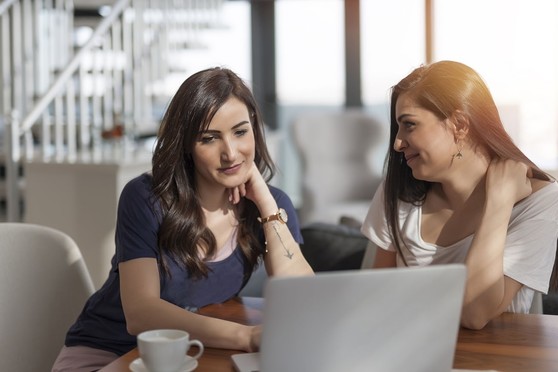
{"left": 290, "top": 109, "right": 386, "bottom": 224}
{"left": 550, "top": 240, "right": 558, "bottom": 293}
{"left": 530, "top": 240, "right": 558, "bottom": 314}
{"left": 0, "top": 223, "right": 95, "bottom": 371}
{"left": 300, "top": 222, "right": 368, "bottom": 272}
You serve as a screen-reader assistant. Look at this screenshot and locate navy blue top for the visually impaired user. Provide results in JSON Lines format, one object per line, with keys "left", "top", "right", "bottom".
{"left": 65, "top": 173, "right": 302, "bottom": 355}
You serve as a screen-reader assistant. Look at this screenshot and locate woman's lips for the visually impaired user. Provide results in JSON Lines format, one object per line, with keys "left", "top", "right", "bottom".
{"left": 219, "top": 163, "right": 242, "bottom": 175}
{"left": 405, "top": 154, "right": 418, "bottom": 165}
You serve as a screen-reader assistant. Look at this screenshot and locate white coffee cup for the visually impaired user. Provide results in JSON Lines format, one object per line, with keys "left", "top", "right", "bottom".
{"left": 137, "top": 329, "right": 204, "bottom": 372}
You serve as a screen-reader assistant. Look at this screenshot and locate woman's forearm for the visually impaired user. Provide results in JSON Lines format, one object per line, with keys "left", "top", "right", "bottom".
{"left": 461, "top": 200, "right": 513, "bottom": 329}
{"left": 124, "top": 297, "right": 256, "bottom": 351}
{"left": 263, "top": 220, "right": 314, "bottom": 276}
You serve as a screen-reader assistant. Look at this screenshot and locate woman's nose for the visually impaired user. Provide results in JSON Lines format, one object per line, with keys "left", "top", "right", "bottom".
{"left": 221, "top": 138, "right": 237, "bottom": 161}
{"left": 393, "top": 133, "right": 407, "bottom": 152}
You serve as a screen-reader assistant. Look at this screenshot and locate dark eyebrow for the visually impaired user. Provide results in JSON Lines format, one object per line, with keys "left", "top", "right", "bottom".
{"left": 232, "top": 121, "right": 250, "bottom": 129}
{"left": 201, "top": 120, "right": 250, "bottom": 134}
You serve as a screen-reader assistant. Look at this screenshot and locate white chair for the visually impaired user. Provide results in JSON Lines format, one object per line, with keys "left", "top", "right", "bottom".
{"left": 530, "top": 292, "right": 543, "bottom": 314}
{"left": 290, "top": 109, "right": 386, "bottom": 225}
{"left": 0, "top": 223, "right": 95, "bottom": 371}
{"left": 360, "top": 241, "right": 378, "bottom": 269}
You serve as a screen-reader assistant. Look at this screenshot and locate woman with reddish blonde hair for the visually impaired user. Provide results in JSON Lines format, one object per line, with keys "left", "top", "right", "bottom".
{"left": 362, "top": 60, "right": 558, "bottom": 329}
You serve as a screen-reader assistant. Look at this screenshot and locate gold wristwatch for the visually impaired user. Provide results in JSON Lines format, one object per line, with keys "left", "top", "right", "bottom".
{"left": 258, "top": 208, "right": 288, "bottom": 224}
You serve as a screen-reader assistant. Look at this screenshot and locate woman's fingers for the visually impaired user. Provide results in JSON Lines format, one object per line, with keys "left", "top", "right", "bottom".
{"left": 238, "top": 182, "right": 247, "bottom": 198}
{"left": 229, "top": 187, "right": 241, "bottom": 204}
{"left": 229, "top": 183, "right": 247, "bottom": 205}
{"left": 486, "top": 159, "right": 532, "bottom": 204}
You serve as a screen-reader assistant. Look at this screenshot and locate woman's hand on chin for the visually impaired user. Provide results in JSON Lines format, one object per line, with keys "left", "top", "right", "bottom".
{"left": 228, "top": 163, "right": 275, "bottom": 213}
{"left": 228, "top": 182, "right": 246, "bottom": 205}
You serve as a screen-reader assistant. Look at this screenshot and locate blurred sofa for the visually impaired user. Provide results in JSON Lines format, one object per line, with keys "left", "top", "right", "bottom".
{"left": 239, "top": 222, "right": 558, "bottom": 317}
{"left": 239, "top": 221, "right": 370, "bottom": 297}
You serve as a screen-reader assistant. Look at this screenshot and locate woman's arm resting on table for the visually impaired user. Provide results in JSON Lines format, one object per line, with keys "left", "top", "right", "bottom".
{"left": 461, "top": 160, "right": 532, "bottom": 330}
{"left": 461, "top": 199, "right": 524, "bottom": 330}
{"left": 119, "top": 258, "right": 260, "bottom": 352}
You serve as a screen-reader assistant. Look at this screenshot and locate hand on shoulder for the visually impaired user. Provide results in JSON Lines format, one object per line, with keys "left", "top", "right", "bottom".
{"left": 485, "top": 159, "right": 532, "bottom": 205}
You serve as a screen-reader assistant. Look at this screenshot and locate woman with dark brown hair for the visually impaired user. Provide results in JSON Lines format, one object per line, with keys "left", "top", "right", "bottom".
{"left": 362, "top": 60, "right": 558, "bottom": 330}
{"left": 52, "top": 67, "right": 313, "bottom": 371}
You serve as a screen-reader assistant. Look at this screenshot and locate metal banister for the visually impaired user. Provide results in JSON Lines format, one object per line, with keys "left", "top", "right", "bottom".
{"left": 20, "top": 0, "right": 130, "bottom": 133}
{"left": 1, "top": 0, "right": 225, "bottom": 222}
{"left": 0, "top": 0, "right": 18, "bottom": 15}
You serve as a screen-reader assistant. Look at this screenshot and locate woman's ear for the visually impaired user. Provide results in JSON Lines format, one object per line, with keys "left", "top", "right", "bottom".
{"left": 449, "top": 110, "right": 469, "bottom": 141}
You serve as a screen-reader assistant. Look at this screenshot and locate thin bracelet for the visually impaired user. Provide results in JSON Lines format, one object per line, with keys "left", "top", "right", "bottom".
{"left": 264, "top": 221, "right": 294, "bottom": 259}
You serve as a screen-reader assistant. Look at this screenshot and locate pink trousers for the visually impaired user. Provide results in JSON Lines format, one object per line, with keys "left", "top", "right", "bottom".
{"left": 51, "top": 345, "right": 119, "bottom": 372}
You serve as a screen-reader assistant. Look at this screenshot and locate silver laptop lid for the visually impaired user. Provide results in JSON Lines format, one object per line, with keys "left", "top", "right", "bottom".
{"left": 259, "top": 264, "right": 466, "bottom": 372}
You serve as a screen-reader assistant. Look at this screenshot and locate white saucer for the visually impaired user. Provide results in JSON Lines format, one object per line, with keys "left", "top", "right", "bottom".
{"left": 129, "top": 355, "right": 198, "bottom": 372}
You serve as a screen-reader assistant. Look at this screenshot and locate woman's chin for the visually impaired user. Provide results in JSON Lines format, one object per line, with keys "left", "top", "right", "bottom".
{"left": 410, "top": 169, "right": 428, "bottom": 182}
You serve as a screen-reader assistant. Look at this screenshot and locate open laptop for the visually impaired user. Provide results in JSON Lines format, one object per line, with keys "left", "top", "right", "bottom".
{"left": 232, "top": 264, "right": 467, "bottom": 372}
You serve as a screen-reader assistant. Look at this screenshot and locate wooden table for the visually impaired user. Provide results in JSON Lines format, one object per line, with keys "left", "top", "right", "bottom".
{"left": 99, "top": 297, "right": 558, "bottom": 372}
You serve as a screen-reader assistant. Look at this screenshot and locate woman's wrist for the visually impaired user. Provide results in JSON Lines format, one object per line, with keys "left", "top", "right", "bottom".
{"left": 236, "top": 324, "right": 258, "bottom": 352}
{"left": 257, "top": 199, "right": 279, "bottom": 219}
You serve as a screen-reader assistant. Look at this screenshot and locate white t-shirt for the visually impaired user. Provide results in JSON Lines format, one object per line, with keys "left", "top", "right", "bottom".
{"left": 361, "top": 180, "right": 558, "bottom": 313}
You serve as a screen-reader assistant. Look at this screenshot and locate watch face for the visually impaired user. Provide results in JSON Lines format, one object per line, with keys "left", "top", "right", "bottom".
{"left": 278, "top": 208, "right": 288, "bottom": 223}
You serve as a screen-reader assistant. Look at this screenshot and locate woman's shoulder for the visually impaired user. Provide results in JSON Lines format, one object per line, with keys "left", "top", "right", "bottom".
{"left": 123, "top": 172, "right": 153, "bottom": 193}
{"left": 118, "top": 172, "right": 161, "bottom": 222}
{"left": 119, "top": 172, "right": 154, "bottom": 205}
{"left": 531, "top": 177, "right": 558, "bottom": 195}
{"left": 520, "top": 178, "right": 558, "bottom": 215}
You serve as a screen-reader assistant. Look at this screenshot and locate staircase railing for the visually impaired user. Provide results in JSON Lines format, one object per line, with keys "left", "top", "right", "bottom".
{"left": 1, "top": 0, "right": 75, "bottom": 221}
{"left": 1, "top": 0, "right": 225, "bottom": 221}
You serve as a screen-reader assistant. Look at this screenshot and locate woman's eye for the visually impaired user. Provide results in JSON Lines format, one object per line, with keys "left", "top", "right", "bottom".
{"left": 403, "top": 121, "right": 415, "bottom": 129}
{"left": 199, "top": 135, "right": 216, "bottom": 144}
{"left": 235, "top": 129, "right": 248, "bottom": 137}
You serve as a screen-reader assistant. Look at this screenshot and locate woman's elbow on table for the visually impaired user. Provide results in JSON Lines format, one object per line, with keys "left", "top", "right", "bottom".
{"left": 122, "top": 300, "right": 162, "bottom": 336}
{"left": 124, "top": 310, "right": 149, "bottom": 336}
{"left": 460, "top": 315, "right": 489, "bottom": 330}
{"left": 460, "top": 306, "right": 501, "bottom": 330}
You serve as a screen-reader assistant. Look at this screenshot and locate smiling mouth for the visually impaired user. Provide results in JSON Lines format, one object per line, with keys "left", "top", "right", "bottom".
{"left": 219, "top": 163, "right": 242, "bottom": 174}
{"left": 405, "top": 154, "right": 419, "bottom": 164}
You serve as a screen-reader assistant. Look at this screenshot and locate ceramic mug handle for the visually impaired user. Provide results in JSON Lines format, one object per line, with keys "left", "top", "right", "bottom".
{"left": 188, "top": 339, "right": 204, "bottom": 360}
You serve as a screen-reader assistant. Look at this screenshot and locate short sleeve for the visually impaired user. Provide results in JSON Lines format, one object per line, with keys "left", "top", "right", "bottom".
{"left": 360, "top": 181, "right": 394, "bottom": 251}
{"left": 115, "top": 174, "right": 161, "bottom": 263}
{"left": 503, "top": 182, "right": 558, "bottom": 293}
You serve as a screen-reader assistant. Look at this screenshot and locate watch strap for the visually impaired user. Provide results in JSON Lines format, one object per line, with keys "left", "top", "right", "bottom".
{"left": 258, "top": 208, "right": 287, "bottom": 224}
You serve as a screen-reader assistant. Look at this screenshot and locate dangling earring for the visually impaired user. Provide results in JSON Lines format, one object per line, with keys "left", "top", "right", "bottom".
{"left": 453, "top": 142, "right": 463, "bottom": 160}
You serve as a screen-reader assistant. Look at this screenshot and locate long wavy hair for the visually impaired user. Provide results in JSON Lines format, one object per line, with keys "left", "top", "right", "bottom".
{"left": 384, "top": 60, "right": 550, "bottom": 265}
{"left": 151, "top": 67, "right": 275, "bottom": 279}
